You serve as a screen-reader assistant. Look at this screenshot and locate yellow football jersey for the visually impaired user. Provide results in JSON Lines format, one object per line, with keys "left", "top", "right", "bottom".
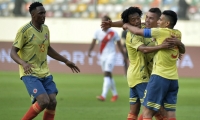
{"left": 144, "top": 38, "right": 156, "bottom": 75}
{"left": 151, "top": 28, "right": 181, "bottom": 79}
{"left": 126, "top": 31, "right": 149, "bottom": 88}
{"left": 13, "top": 22, "right": 51, "bottom": 78}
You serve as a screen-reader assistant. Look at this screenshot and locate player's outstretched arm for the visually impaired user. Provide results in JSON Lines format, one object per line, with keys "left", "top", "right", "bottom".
{"left": 101, "top": 20, "right": 123, "bottom": 30}
{"left": 47, "top": 46, "right": 80, "bottom": 73}
{"left": 10, "top": 46, "right": 34, "bottom": 74}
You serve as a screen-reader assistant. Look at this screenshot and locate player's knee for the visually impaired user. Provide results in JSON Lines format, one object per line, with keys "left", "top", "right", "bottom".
{"left": 130, "top": 103, "right": 141, "bottom": 115}
{"left": 143, "top": 107, "right": 155, "bottom": 118}
{"left": 104, "top": 71, "right": 111, "bottom": 77}
{"left": 39, "top": 97, "right": 50, "bottom": 109}
{"left": 49, "top": 99, "right": 57, "bottom": 107}
{"left": 167, "top": 111, "right": 176, "bottom": 118}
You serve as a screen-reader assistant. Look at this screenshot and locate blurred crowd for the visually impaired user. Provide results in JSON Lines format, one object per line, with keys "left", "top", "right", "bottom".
{"left": 0, "top": 0, "right": 200, "bottom": 20}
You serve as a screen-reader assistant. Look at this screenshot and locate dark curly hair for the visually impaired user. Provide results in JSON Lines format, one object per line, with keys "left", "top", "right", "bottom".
{"left": 121, "top": 7, "right": 143, "bottom": 23}
{"left": 29, "top": 2, "right": 43, "bottom": 13}
{"left": 162, "top": 10, "right": 178, "bottom": 28}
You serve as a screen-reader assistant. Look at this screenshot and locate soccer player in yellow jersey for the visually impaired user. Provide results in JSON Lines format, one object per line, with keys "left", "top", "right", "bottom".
{"left": 123, "top": 10, "right": 185, "bottom": 120}
{"left": 10, "top": 2, "right": 80, "bottom": 120}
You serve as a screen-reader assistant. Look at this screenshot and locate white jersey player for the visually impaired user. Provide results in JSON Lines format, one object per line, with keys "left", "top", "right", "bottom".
{"left": 88, "top": 15, "right": 127, "bottom": 102}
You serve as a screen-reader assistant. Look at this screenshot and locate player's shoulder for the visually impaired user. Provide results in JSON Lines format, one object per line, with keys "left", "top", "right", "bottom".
{"left": 108, "top": 28, "right": 117, "bottom": 33}
{"left": 151, "top": 28, "right": 166, "bottom": 33}
{"left": 19, "top": 22, "right": 32, "bottom": 33}
{"left": 107, "top": 28, "right": 119, "bottom": 36}
{"left": 172, "top": 29, "right": 181, "bottom": 34}
{"left": 95, "top": 28, "right": 102, "bottom": 32}
{"left": 126, "top": 31, "right": 140, "bottom": 40}
{"left": 42, "top": 24, "right": 49, "bottom": 32}
{"left": 42, "top": 24, "right": 49, "bottom": 28}
{"left": 94, "top": 28, "right": 102, "bottom": 34}
{"left": 163, "top": 28, "right": 181, "bottom": 35}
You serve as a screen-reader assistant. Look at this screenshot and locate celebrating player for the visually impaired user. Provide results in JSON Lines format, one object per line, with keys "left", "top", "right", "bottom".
{"left": 102, "top": 7, "right": 174, "bottom": 120}
{"left": 10, "top": 2, "right": 80, "bottom": 120}
{"left": 123, "top": 10, "right": 184, "bottom": 120}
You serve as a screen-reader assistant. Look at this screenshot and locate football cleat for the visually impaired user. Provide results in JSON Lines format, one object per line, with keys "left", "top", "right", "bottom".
{"left": 111, "top": 95, "right": 118, "bottom": 102}
{"left": 96, "top": 95, "right": 105, "bottom": 101}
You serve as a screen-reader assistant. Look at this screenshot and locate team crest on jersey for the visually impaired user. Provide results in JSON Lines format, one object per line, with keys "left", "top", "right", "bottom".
{"left": 33, "top": 88, "right": 37, "bottom": 94}
{"left": 45, "top": 33, "right": 48, "bottom": 40}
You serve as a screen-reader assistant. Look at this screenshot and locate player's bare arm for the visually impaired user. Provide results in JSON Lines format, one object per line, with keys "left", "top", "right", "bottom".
{"left": 10, "top": 46, "right": 34, "bottom": 74}
{"left": 116, "top": 40, "right": 127, "bottom": 61}
{"left": 88, "top": 39, "right": 96, "bottom": 57}
{"left": 163, "top": 37, "right": 185, "bottom": 54}
{"left": 123, "top": 23, "right": 144, "bottom": 36}
{"left": 101, "top": 20, "right": 123, "bottom": 30}
{"left": 47, "top": 45, "right": 80, "bottom": 73}
{"left": 138, "top": 41, "right": 174, "bottom": 54}
{"left": 177, "top": 42, "right": 185, "bottom": 54}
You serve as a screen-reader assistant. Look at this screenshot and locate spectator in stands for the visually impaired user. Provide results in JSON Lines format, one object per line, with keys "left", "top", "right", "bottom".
{"left": 177, "top": 0, "right": 190, "bottom": 20}
{"left": 13, "top": 0, "right": 26, "bottom": 16}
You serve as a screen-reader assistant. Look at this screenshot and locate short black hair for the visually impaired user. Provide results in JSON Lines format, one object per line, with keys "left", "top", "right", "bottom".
{"left": 148, "top": 8, "right": 161, "bottom": 19}
{"left": 121, "top": 7, "right": 143, "bottom": 23}
{"left": 162, "top": 10, "right": 178, "bottom": 28}
{"left": 103, "top": 15, "right": 111, "bottom": 21}
{"left": 29, "top": 2, "right": 43, "bottom": 13}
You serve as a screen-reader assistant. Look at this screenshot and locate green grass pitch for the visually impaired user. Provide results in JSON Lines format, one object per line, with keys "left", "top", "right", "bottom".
{"left": 0, "top": 71, "right": 199, "bottom": 120}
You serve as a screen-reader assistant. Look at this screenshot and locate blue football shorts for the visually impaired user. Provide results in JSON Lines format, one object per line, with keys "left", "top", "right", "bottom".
{"left": 129, "top": 82, "right": 147, "bottom": 105}
{"left": 21, "top": 75, "right": 58, "bottom": 104}
{"left": 142, "top": 75, "right": 179, "bottom": 111}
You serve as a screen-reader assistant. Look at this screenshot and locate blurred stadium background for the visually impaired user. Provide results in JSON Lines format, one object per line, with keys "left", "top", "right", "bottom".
{"left": 0, "top": 0, "right": 200, "bottom": 120}
{"left": 0, "top": 0, "right": 200, "bottom": 20}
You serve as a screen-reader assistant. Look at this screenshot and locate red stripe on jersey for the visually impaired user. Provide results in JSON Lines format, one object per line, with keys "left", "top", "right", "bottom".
{"left": 100, "top": 31, "right": 115, "bottom": 54}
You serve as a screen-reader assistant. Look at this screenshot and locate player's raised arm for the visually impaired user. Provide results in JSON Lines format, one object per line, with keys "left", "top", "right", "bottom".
{"left": 101, "top": 20, "right": 123, "bottom": 30}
